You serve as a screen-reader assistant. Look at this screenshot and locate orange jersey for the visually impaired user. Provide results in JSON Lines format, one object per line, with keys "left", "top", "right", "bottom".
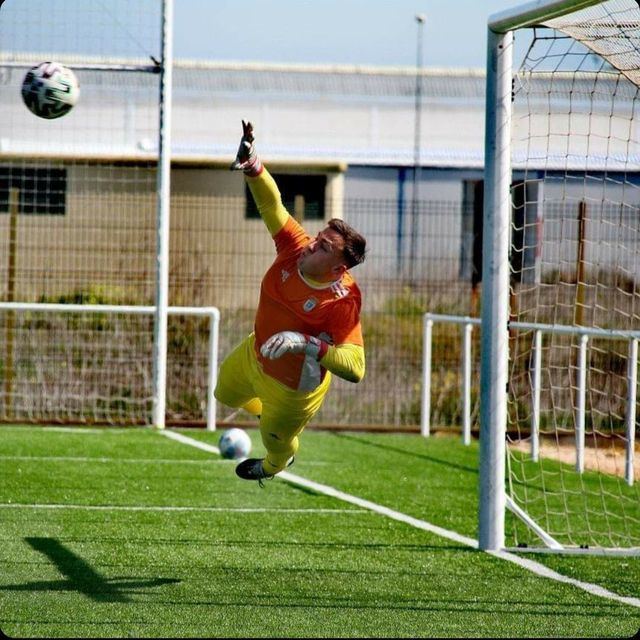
{"left": 254, "top": 216, "right": 363, "bottom": 391}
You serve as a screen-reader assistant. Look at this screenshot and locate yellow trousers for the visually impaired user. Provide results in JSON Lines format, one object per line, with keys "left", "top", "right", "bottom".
{"left": 214, "top": 334, "right": 331, "bottom": 474}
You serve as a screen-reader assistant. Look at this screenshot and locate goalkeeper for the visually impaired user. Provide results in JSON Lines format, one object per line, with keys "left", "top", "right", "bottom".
{"left": 216, "top": 120, "right": 367, "bottom": 485}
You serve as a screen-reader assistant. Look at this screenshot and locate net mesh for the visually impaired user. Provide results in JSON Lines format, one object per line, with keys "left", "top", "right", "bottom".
{"left": 506, "top": 0, "right": 640, "bottom": 549}
{"left": 0, "top": 0, "right": 169, "bottom": 425}
{"left": 0, "top": 3, "right": 480, "bottom": 428}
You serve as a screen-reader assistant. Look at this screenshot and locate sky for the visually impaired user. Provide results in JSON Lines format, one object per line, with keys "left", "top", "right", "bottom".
{"left": 172, "top": 0, "right": 526, "bottom": 69}
{"left": 0, "top": 0, "right": 529, "bottom": 69}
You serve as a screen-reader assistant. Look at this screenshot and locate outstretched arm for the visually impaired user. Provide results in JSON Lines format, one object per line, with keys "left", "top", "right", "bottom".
{"left": 230, "top": 120, "right": 289, "bottom": 237}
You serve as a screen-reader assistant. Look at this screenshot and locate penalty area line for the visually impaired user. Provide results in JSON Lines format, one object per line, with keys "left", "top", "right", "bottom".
{"left": 160, "top": 429, "right": 222, "bottom": 455}
{"left": 160, "top": 429, "right": 640, "bottom": 610}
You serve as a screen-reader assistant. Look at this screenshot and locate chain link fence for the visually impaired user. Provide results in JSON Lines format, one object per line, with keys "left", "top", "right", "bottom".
{"left": 0, "top": 163, "right": 475, "bottom": 428}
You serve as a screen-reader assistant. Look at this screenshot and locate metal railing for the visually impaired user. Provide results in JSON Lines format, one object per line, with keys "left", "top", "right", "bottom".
{"left": 421, "top": 312, "right": 639, "bottom": 486}
{"left": 0, "top": 302, "right": 220, "bottom": 431}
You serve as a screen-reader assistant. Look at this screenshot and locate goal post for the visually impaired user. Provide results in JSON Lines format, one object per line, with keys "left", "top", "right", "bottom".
{"left": 152, "top": 0, "right": 174, "bottom": 429}
{"left": 479, "top": 24, "right": 514, "bottom": 552}
{"left": 481, "top": 0, "right": 640, "bottom": 553}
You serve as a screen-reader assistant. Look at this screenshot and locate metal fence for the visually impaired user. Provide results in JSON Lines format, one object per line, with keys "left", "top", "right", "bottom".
{"left": 3, "top": 178, "right": 640, "bottom": 431}
{"left": 0, "top": 175, "right": 475, "bottom": 428}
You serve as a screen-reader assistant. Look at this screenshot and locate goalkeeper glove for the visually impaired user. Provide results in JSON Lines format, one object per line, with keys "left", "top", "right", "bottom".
{"left": 230, "top": 120, "right": 263, "bottom": 177}
{"left": 260, "top": 331, "right": 328, "bottom": 360}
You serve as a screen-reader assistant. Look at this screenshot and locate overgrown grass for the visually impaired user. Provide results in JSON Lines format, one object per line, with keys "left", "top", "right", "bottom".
{"left": 0, "top": 425, "right": 638, "bottom": 638}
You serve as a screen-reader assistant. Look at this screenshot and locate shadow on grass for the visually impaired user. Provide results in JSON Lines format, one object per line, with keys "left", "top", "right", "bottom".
{"left": 150, "top": 591, "right": 627, "bottom": 617}
{"left": 330, "top": 432, "right": 478, "bottom": 475}
{"left": 0, "top": 537, "right": 180, "bottom": 603}
{"left": 21, "top": 535, "right": 473, "bottom": 553}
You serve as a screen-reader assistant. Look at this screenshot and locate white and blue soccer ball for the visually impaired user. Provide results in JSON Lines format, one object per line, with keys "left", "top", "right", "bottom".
{"left": 218, "top": 428, "right": 252, "bottom": 460}
{"left": 21, "top": 62, "right": 80, "bottom": 120}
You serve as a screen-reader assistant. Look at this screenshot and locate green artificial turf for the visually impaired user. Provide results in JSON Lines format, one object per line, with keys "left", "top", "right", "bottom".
{"left": 0, "top": 425, "right": 638, "bottom": 638}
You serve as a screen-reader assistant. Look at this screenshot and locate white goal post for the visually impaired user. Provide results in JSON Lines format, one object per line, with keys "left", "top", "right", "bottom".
{"left": 481, "top": 0, "right": 640, "bottom": 553}
{"left": 153, "top": 0, "right": 174, "bottom": 430}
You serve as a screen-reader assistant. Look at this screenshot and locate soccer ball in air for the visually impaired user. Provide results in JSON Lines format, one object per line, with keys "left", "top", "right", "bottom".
{"left": 21, "top": 62, "right": 80, "bottom": 120}
{"left": 218, "top": 428, "right": 252, "bottom": 460}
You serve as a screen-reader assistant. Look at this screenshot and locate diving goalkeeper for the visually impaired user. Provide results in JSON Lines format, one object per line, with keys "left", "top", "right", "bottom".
{"left": 215, "top": 120, "right": 367, "bottom": 485}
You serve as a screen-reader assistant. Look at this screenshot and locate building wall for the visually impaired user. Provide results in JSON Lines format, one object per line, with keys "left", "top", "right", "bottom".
{"left": 343, "top": 166, "right": 483, "bottom": 285}
{"left": 0, "top": 164, "right": 157, "bottom": 302}
{"left": 2, "top": 159, "right": 639, "bottom": 312}
{"left": 0, "top": 162, "right": 346, "bottom": 307}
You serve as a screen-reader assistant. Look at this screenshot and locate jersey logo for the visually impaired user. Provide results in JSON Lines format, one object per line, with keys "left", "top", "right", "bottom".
{"left": 303, "top": 297, "right": 318, "bottom": 313}
{"left": 331, "top": 282, "right": 349, "bottom": 299}
{"left": 281, "top": 269, "right": 290, "bottom": 282}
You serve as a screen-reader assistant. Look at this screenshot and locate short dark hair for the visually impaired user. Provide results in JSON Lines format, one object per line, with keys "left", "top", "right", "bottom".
{"left": 327, "top": 218, "right": 367, "bottom": 269}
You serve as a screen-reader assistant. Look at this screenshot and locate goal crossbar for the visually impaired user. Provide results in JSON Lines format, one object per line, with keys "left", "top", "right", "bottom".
{"left": 489, "top": 0, "right": 603, "bottom": 33}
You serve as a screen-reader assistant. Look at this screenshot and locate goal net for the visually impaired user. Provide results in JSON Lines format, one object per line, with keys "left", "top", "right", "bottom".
{"left": 490, "top": 0, "right": 640, "bottom": 551}
{"left": 0, "top": 1, "right": 211, "bottom": 426}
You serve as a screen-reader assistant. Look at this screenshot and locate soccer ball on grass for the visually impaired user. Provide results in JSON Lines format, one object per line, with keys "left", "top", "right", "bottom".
{"left": 218, "top": 428, "right": 252, "bottom": 460}
{"left": 21, "top": 61, "right": 80, "bottom": 120}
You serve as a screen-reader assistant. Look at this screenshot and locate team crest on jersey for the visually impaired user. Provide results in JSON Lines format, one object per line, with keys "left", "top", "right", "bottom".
{"left": 281, "top": 269, "right": 290, "bottom": 282}
{"left": 303, "top": 297, "right": 318, "bottom": 313}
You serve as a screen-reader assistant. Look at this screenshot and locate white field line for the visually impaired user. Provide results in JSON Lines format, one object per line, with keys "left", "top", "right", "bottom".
{"left": 489, "top": 549, "right": 640, "bottom": 608}
{"left": 43, "top": 427, "right": 124, "bottom": 434}
{"left": 1, "top": 426, "right": 131, "bottom": 434}
{"left": 160, "top": 429, "right": 640, "bottom": 610}
{"left": 278, "top": 469, "right": 478, "bottom": 548}
{"left": 0, "top": 503, "right": 364, "bottom": 514}
{"left": 0, "top": 455, "right": 229, "bottom": 465}
{"left": 161, "top": 429, "right": 222, "bottom": 454}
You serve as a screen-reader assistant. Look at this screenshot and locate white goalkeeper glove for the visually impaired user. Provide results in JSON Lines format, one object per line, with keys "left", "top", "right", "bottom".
{"left": 230, "top": 120, "right": 263, "bottom": 177}
{"left": 260, "top": 331, "right": 327, "bottom": 360}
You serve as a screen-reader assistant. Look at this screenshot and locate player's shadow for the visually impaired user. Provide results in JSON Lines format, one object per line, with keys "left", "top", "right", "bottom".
{"left": 0, "top": 537, "right": 180, "bottom": 603}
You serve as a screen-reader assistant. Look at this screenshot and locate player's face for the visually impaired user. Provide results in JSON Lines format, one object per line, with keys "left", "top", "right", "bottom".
{"left": 298, "top": 227, "right": 347, "bottom": 281}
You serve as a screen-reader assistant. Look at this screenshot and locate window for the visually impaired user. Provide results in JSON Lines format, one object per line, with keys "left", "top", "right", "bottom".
{"left": 460, "top": 179, "right": 484, "bottom": 286}
{"left": 245, "top": 173, "right": 326, "bottom": 221}
{"left": 0, "top": 166, "right": 67, "bottom": 215}
{"left": 461, "top": 178, "right": 541, "bottom": 286}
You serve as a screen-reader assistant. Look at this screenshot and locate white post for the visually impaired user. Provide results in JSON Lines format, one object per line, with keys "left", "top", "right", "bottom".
{"left": 462, "top": 322, "right": 473, "bottom": 446}
{"left": 206, "top": 308, "right": 220, "bottom": 432}
{"left": 152, "top": 0, "right": 174, "bottom": 429}
{"left": 421, "top": 314, "right": 433, "bottom": 437}
{"left": 531, "top": 329, "right": 542, "bottom": 462}
{"left": 626, "top": 338, "right": 637, "bottom": 486}
{"left": 478, "top": 26, "right": 512, "bottom": 552}
{"left": 576, "top": 333, "right": 588, "bottom": 474}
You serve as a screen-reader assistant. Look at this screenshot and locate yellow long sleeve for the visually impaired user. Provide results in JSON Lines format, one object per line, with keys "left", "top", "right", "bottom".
{"left": 320, "top": 343, "right": 365, "bottom": 383}
{"left": 246, "top": 168, "right": 290, "bottom": 236}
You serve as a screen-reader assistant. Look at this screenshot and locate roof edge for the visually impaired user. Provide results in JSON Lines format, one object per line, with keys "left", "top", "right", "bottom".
{"left": 0, "top": 51, "right": 486, "bottom": 77}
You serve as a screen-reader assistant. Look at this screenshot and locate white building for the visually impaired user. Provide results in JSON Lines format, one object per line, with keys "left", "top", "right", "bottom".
{"left": 1, "top": 55, "right": 639, "bottom": 304}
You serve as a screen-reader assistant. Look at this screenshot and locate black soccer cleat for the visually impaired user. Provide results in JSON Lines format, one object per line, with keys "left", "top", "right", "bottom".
{"left": 235, "top": 458, "right": 273, "bottom": 487}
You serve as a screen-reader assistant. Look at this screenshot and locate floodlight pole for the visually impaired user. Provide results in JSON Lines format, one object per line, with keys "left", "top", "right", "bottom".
{"left": 409, "top": 14, "right": 426, "bottom": 285}
{"left": 152, "top": 0, "right": 174, "bottom": 429}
